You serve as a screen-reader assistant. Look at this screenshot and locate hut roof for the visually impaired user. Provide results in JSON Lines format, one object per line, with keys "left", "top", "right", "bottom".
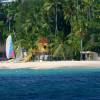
{"left": 39, "top": 38, "right": 48, "bottom": 44}
{"left": 80, "top": 51, "right": 97, "bottom": 54}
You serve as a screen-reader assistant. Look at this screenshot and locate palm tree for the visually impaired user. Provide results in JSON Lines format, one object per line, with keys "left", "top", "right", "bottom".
{"left": 43, "top": 0, "right": 64, "bottom": 35}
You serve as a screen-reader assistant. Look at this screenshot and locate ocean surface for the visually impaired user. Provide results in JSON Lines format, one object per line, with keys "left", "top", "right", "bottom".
{"left": 0, "top": 68, "right": 100, "bottom": 100}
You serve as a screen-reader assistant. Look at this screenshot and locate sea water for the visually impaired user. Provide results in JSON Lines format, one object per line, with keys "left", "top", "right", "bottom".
{"left": 0, "top": 68, "right": 100, "bottom": 100}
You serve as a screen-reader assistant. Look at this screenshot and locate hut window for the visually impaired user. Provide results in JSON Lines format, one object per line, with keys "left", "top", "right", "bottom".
{"left": 44, "top": 45, "right": 47, "bottom": 49}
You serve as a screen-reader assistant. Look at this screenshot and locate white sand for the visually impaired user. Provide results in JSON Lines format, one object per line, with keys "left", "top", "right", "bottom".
{"left": 0, "top": 61, "right": 100, "bottom": 69}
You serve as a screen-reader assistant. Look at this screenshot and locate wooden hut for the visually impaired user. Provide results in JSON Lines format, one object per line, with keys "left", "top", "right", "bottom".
{"left": 33, "top": 38, "right": 50, "bottom": 61}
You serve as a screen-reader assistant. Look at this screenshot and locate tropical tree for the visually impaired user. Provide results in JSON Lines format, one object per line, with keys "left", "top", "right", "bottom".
{"left": 0, "top": 0, "right": 99, "bottom": 60}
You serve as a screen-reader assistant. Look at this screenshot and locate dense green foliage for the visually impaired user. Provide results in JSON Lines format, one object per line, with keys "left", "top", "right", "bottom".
{"left": 0, "top": 0, "right": 100, "bottom": 60}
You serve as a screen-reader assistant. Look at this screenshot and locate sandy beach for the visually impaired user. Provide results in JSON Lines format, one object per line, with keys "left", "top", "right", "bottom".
{"left": 0, "top": 61, "right": 100, "bottom": 69}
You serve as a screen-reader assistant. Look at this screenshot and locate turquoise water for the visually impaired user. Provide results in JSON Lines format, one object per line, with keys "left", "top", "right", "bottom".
{"left": 0, "top": 68, "right": 100, "bottom": 100}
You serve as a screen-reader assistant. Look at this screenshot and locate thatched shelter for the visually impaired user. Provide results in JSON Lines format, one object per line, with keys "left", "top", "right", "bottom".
{"left": 33, "top": 38, "right": 50, "bottom": 61}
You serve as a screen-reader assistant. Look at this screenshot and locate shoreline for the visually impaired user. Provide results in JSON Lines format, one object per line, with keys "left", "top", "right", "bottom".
{"left": 0, "top": 61, "right": 100, "bottom": 69}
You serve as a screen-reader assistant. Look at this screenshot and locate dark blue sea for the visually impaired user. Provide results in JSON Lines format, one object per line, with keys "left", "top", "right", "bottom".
{"left": 0, "top": 68, "right": 100, "bottom": 100}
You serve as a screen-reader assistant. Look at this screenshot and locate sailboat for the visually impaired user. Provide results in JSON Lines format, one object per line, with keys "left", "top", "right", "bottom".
{"left": 6, "top": 35, "right": 15, "bottom": 59}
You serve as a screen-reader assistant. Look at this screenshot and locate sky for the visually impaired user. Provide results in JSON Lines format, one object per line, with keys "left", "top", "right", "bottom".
{"left": 0, "top": 0, "right": 16, "bottom": 3}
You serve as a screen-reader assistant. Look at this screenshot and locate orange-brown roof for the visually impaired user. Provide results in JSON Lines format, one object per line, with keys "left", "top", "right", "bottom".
{"left": 39, "top": 38, "right": 48, "bottom": 44}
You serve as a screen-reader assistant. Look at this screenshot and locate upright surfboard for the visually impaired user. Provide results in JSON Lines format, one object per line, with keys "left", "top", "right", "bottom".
{"left": 6, "top": 35, "right": 15, "bottom": 59}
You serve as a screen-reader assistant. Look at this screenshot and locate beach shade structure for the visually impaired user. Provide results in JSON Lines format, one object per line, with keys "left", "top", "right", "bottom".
{"left": 80, "top": 51, "right": 98, "bottom": 61}
{"left": 32, "top": 38, "right": 50, "bottom": 61}
{"left": 6, "top": 35, "right": 15, "bottom": 59}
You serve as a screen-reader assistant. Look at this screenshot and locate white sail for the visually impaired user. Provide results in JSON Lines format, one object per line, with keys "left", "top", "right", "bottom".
{"left": 6, "top": 35, "right": 15, "bottom": 59}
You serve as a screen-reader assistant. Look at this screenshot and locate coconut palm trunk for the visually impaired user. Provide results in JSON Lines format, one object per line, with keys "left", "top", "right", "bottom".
{"left": 55, "top": 3, "right": 58, "bottom": 36}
